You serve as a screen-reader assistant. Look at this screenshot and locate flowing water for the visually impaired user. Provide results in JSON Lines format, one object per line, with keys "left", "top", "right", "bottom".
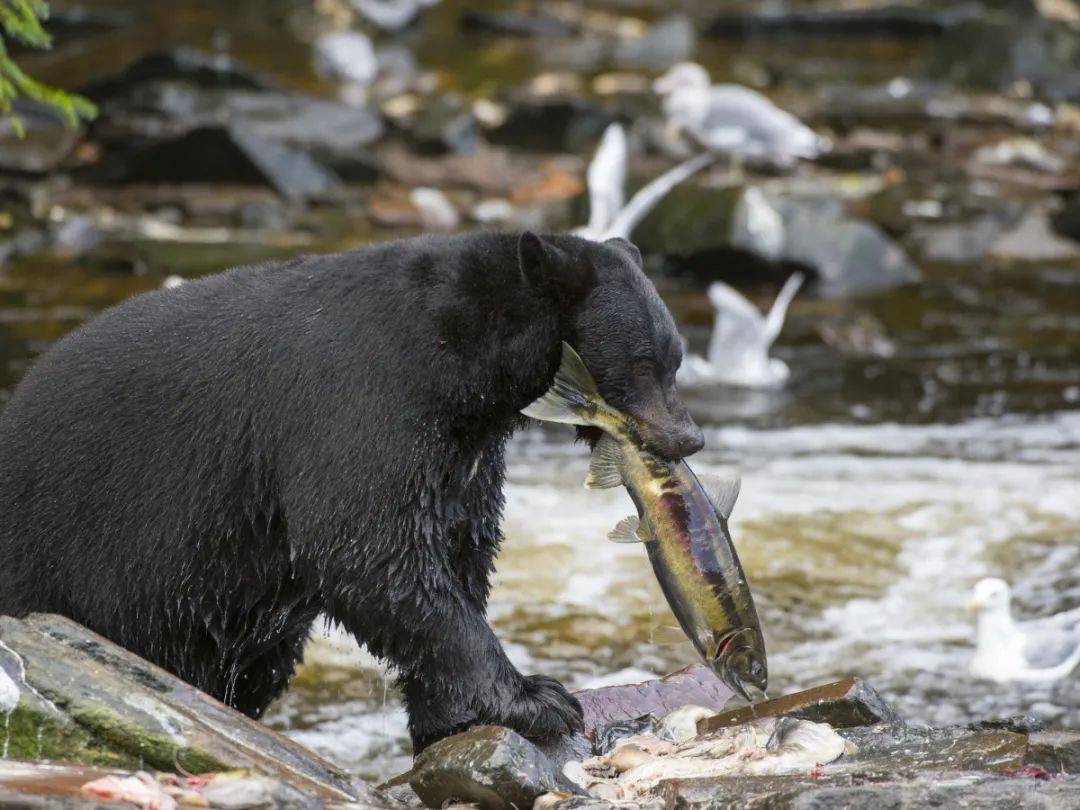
{"left": 3, "top": 0, "right": 1078, "bottom": 786}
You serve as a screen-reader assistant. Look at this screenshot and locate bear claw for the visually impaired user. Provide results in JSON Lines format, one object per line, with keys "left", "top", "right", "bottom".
{"left": 502, "top": 673, "right": 584, "bottom": 740}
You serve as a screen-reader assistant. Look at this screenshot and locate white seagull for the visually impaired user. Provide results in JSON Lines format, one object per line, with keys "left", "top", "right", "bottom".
{"left": 576, "top": 123, "right": 714, "bottom": 242}
{"left": 678, "top": 273, "right": 804, "bottom": 389}
{"left": 969, "top": 577, "right": 1080, "bottom": 683}
{"left": 653, "top": 62, "right": 828, "bottom": 168}
{"left": 350, "top": 0, "right": 440, "bottom": 32}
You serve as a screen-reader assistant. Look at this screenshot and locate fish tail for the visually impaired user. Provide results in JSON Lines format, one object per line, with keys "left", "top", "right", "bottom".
{"left": 522, "top": 342, "right": 622, "bottom": 429}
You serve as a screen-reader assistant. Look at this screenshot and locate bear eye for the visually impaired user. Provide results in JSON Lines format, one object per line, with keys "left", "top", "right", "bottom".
{"left": 632, "top": 360, "right": 656, "bottom": 379}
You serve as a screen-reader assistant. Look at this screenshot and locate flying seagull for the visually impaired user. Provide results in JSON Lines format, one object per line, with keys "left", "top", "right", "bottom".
{"left": 678, "top": 273, "right": 804, "bottom": 389}
{"left": 969, "top": 577, "right": 1080, "bottom": 683}
{"left": 576, "top": 123, "right": 714, "bottom": 242}
{"left": 653, "top": 62, "right": 827, "bottom": 168}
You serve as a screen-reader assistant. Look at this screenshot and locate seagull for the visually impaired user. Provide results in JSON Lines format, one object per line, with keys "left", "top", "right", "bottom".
{"left": 678, "top": 273, "right": 804, "bottom": 389}
{"left": 576, "top": 123, "right": 714, "bottom": 242}
{"left": 653, "top": 62, "right": 828, "bottom": 169}
{"left": 968, "top": 577, "right": 1080, "bottom": 683}
{"left": 350, "top": 0, "right": 440, "bottom": 31}
{"left": 314, "top": 30, "right": 378, "bottom": 90}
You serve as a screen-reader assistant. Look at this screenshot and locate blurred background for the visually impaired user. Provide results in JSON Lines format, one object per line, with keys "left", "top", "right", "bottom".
{"left": 1, "top": 0, "right": 1078, "bottom": 783}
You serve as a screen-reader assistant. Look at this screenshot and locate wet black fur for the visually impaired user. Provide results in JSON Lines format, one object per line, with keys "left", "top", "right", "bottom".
{"left": 0, "top": 231, "right": 699, "bottom": 750}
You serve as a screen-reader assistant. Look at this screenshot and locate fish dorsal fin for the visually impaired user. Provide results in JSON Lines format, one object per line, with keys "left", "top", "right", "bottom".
{"left": 700, "top": 473, "right": 741, "bottom": 519}
{"left": 585, "top": 433, "right": 624, "bottom": 490}
{"left": 521, "top": 342, "right": 599, "bottom": 426}
{"left": 608, "top": 515, "right": 647, "bottom": 543}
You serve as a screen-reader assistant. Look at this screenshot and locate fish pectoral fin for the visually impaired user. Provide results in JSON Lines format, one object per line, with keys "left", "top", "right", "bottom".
{"left": 585, "top": 433, "right": 625, "bottom": 490}
{"left": 699, "top": 473, "right": 741, "bottom": 520}
{"left": 608, "top": 514, "right": 647, "bottom": 543}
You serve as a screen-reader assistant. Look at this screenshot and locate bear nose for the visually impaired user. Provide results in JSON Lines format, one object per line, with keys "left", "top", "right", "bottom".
{"left": 673, "top": 423, "right": 705, "bottom": 458}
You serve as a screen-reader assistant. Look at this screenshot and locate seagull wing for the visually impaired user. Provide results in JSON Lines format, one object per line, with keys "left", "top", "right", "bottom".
{"left": 585, "top": 124, "right": 628, "bottom": 237}
{"left": 762, "top": 272, "right": 804, "bottom": 346}
{"left": 705, "top": 281, "right": 768, "bottom": 368}
{"left": 705, "top": 85, "right": 821, "bottom": 159}
{"left": 1019, "top": 609, "right": 1080, "bottom": 669}
{"left": 603, "top": 153, "right": 714, "bottom": 240}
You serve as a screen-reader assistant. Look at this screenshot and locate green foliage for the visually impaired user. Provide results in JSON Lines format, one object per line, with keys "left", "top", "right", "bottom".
{"left": 0, "top": 0, "right": 96, "bottom": 136}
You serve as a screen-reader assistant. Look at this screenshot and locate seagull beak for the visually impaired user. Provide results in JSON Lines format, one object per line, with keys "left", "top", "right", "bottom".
{"left": 965, "top": 599, "right": 981, "bottom": 612}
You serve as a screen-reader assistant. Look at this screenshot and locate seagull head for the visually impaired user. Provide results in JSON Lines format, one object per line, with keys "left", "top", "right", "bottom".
{"left": 969, "top": 577, "right": 1012, "bottom": 616}
{"left": 653, "top": 62, "right": 711, "bottom": 97}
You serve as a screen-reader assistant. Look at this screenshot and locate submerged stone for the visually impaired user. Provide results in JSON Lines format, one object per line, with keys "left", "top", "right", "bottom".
{"left": 697, "top": 677, "right": 899, "bottom": 736}
{"left": 409, "top": 726, "right": 576, "bottom": 810}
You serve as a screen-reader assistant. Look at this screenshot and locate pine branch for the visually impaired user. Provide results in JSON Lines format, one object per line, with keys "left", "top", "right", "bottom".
{"left": 0, "top": 0, "right": 97, "bottom": 137}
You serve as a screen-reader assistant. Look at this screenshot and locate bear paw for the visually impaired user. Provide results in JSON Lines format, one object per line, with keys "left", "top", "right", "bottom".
{"left": 498, "top": 674, "right": 583, "bottom": 740}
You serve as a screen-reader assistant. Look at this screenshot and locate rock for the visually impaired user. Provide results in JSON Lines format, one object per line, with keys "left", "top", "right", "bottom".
{"left": 408, "top": 726, "right": 576, "bottom": 810}
{"left": 706, "top": 2, "right": 982, "bottom": 38}
{"left": 774, "top": 194, "right": 921, "bottom": 296}
{"left": 1026, "top": 730, "right": 1080, "bottom": 772}
{"left": 409, "top": 187, "right": 460, "bottom": 231}
{"left": 667, "top": 771, "right": 1080, "bottom": 809}
{"left": 0, "top": 613, "right": 381, "bottom": 805}
{"left": 459, "top": 10, "right": 578, "bottom": 38}
{"left": 83, "top": 47, "right": 274, "bottom": 99}
{"left": 836, "top": 724, "right": 1030, "bottom": 775}
{"left": 120, "top": 126, "right": 340, "bottom": 199}
{"left": 635, "top": 183, "right": 920, "bottom": 296}
{"left": 488, "top": 97, "right": 614, "bottom": 153}
{"left": 1052, "top": 193, "right": 1080, "bottom": 243}
{"left": 405, "top": 93, "right": 479, "bottom": 155}
{"left": 990, "top": 207, "right": 1080, "bottom": 262}
{"left": 613, "top": 15, "right": 695, "bottom": 70}
{"left": 697, "top": 677, "right": 900, "bottom": 736}
{"left": 0, "top": 104, "right": 81, "bottom": 174}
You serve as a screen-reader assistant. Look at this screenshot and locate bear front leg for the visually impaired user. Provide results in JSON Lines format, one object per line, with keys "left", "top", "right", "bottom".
{"left": 332, "top": 578, "right": 582, "bottom": 752}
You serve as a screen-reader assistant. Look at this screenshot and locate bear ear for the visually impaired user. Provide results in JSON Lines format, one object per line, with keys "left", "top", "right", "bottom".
{"left": 604, "top": 237, "right": 643, "bottom": 267}
{"left": 518, "top": 232, "right": 593, "bottom": 298}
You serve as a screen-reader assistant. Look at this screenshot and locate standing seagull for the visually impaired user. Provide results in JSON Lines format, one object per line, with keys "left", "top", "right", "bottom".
{"left": 968, "top": 578, "right": 1080, "bottom": 683}
{"left": 653, "top": 63, "right": 827, "bottom": 168}
{"left": 576, "top": 123, "right": 714, "bottom": 242}
{"left": 678, "top": 273, "right": 804, "bottom": 389}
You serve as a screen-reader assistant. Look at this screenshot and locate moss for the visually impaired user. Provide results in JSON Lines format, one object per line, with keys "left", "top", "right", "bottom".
{"left": 4, "top": 702, "right": 133, "bottom": 767}
{"left": 68, "top": 705, "right": 229, "bottom": 774}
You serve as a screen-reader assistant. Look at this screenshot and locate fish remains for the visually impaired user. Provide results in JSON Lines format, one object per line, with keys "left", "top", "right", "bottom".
{"left": 523, "top": 343, "right": 768, "bottom": 702}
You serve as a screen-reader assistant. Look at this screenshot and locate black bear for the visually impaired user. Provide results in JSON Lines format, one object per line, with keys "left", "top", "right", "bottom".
{"left": 0, "top": 232, "right": 703, "bottom": 750}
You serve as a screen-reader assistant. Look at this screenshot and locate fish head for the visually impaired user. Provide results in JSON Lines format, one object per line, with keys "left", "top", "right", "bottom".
{"left": 569, "top": 240, "right": 704, "bottom": 460}
{"left": 715, "top": 627, "right": 768, "bottom": 703}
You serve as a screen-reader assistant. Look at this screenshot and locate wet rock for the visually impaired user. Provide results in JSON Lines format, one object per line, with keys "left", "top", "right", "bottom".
{"left": 698, "top": 677, "right": 900, "bottom": 736}
{"left": 990, "top": 207, "right": 1080, "bottom": 262}
{"left": 488, "top": 96, "right": 614, "bottom": 154}
{"left": 404, "top": 93, "right": 479, "bottom": 155}
{"left": 0, "top": 104, "right": 81, "bottom": 174}
{"left": 459, "top": 10, "right": 577, "bottom": 38}
{"left": 120, "top": 126, "right": 340, "bottom": 200}
{"left": 668, "top": 771, "right": 1080, "bottom": 809}
{"left": 938, "top": 14, "right": 1080, "bottom": 101}
{"left": 1051, "top": 193, "right": 1080, "bottom": 243}
{"left": 837, "top": 724, "right": 1029, "bottom": 775}
{"left": 314, "top": 30, "right": 378, "bottom": 89}
{"left": 613, "top": 15, "right": 695, "bottom": 70}
{"left": 83, "top": 47, "right": 274, "bottom": 99}
{"left": 706, "top": 2, "right": 982, "bottom": 38}
{"left": 408, "top": 726, "right": 576, "bottom": 810}
{"left": 1026, "top": 730, "right": 1080, "bottom": 772}
{"left": 0, "top": 613, "right": 380, "bottom": 805}
{"left": 773, "top": 194, "right": 921, "bottom": 296}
